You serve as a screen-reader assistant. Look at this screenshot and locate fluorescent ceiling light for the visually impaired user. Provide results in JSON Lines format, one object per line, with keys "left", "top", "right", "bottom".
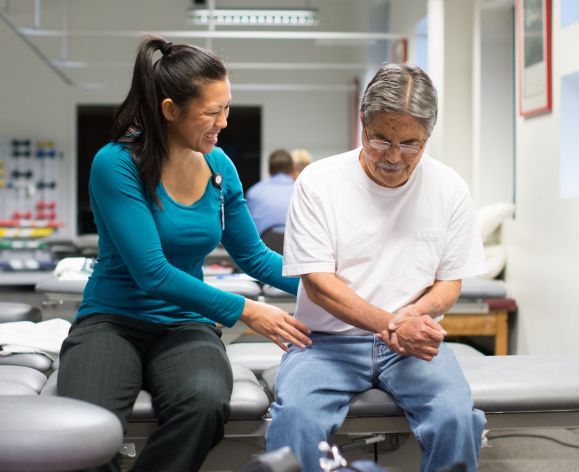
{"left": 189, "top": 8, "right": 319, "bottom": 27}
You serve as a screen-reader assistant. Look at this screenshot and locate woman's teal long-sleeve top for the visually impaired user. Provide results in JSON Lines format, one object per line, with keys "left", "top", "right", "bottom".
{"left": 77, "top": 143, "right": 298, "bottom": 327}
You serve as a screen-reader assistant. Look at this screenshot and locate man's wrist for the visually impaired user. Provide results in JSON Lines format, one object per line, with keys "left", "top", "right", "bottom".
{"left": 415, "top": 292, "right": 447, "bottom": 318}
{"left": 408, "top": 301, "right": 432, "bottom": 318}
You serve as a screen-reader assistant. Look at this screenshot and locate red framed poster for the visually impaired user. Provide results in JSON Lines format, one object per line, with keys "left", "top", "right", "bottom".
{"left": 391, "top": 38, "right": 408, "bottom": 64}
{"left": 516, "top": 0, "right": 552, "bottom": 117}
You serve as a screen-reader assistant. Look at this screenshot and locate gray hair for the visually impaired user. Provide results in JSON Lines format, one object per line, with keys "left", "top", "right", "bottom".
{"left": 360, "top": 63, "right": 438, "bottom": 136}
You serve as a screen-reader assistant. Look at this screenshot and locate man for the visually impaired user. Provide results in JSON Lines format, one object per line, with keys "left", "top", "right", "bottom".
{"left": 246, "top": 149, "right": 295, "bottom": 235}
{"left": 266, "top": 63, "right": 488, "bottom": 472}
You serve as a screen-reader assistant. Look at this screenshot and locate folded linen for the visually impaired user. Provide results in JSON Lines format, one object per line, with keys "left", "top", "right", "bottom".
{"left": 0, "top": 318, "right": 71, "bottom": 361}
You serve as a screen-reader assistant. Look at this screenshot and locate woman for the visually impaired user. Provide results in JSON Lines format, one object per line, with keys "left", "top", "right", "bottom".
{"left": 57, "top": 35, "right": 311, "bottom": 472}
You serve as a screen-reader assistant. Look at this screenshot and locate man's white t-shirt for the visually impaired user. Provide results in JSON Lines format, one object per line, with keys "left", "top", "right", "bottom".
{"left": 283, "top": 148, "right": 488, "bottom": 336}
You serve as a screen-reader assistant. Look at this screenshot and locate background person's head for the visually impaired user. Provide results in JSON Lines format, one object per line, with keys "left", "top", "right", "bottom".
{"left": 112, "top": 34, "right": 229, "bottom": 201}
{"left": 290, "top": 149, "right": 312, "bottom": 180}
{"left": 359, "top": 63, "right": 437, "bottom": 188}
{"left": 268, "top": 149, "right": 294, "bottom": 176}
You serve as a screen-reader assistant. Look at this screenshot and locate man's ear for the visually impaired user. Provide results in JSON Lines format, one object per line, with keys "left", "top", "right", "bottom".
{"left": 359, "top": 112, "right": 365, "bottom": 126}
{"left": 161, "top": 98, "right": 179, "bottom": 123}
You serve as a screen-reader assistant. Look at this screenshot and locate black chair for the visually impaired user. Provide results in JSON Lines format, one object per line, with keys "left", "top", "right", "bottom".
{"left": 260, "top": 225, "right": 285, "bottom": 254}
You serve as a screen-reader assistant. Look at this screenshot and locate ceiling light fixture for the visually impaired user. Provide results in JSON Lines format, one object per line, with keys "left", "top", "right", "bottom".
{"left": 188, "top": 8, "right": 319, "bottom": 27}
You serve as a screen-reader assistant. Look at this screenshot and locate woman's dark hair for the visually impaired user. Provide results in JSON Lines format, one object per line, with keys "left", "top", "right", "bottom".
{"left": 111, "top": 34, "right": 228, "bottom": 203}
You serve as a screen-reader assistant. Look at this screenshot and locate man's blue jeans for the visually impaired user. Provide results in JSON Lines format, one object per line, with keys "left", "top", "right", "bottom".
{"left": 266, "top": 334, "right": 485, "bottom": 472}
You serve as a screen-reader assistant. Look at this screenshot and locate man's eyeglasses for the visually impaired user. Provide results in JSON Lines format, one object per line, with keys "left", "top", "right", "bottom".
{"left": 363, "top": 128, "right": 426, "bottom": 157}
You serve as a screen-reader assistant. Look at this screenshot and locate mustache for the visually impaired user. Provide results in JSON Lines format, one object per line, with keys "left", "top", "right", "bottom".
{"left": 376, "top": 163, "right": 407, "bottom": 171}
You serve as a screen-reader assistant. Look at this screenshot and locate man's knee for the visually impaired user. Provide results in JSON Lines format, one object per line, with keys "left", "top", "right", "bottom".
{"left": 271, "top": 401, "right": 327, "bottom": 433}
{"left": 426, "top": 399, "right": 485, "bottom": 438}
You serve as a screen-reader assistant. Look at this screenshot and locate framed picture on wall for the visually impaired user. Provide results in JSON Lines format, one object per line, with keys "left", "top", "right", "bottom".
{"left": 516, "top": 0, "right": 552, "bottom": 117}
{"left": 391, "top": 38, "right": 408, "bottom": 64}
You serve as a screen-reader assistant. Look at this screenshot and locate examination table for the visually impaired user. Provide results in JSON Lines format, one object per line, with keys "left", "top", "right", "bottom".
{"left": 2, "top": 279, "right": 578, "bottom": 470}
{"left": 3, "top": 342, "right": 577, "bottom": 471}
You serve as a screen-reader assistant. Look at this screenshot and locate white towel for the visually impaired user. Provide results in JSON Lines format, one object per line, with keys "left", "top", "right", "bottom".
{"left": 0, "top": 318, "right": 71, "bottom": 361}
{"left": 53, "top": 257, "right": 94, "bottom": 281}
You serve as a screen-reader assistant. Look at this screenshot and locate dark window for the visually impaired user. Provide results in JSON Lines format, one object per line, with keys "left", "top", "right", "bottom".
{"left": 76, "top": 105, "right": 261, "bottom": 235}
{"left": 76, "top": 105, "right": 116, "bottom": 235}
{"left": 218, "top": 106, "right": 262, "bottom": 194}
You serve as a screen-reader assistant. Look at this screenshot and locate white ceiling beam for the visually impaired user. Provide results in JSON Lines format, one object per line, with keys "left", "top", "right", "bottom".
{"left": 52, "top": 60, "right": 366, "bottom": 71}
{"left": 232, "top": 83, "right": 358, "bottom": 92}
{"left": 229, "top": 62, "right": 366, "bottom": 70}
{"left": 77, "top": 83, "right": 359, "bottom": 92}
{"left": 20, "top": 28, "right": 404, "bottom": 41}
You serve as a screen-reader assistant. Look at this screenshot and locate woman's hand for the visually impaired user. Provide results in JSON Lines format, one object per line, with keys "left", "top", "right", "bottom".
{"left": 240, "top": 299, "right": 312, "bottom": 352}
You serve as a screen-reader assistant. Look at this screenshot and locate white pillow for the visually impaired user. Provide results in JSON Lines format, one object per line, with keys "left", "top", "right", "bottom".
{"left": 481, "top": 244, "right": 507, "bottom": 280}
{"left": 477, "top": 202, "right": 515, "bottom": 243}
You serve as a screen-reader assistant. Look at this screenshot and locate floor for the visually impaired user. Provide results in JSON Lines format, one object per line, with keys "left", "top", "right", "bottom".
{"left": 478, "top": 428, "right": 579, "bottom": 472}
{"left": 342, "top": 428, "right": 579, "bottom": 472}
{"left": 2, "top": 286, "right": 579, "bottom": 471}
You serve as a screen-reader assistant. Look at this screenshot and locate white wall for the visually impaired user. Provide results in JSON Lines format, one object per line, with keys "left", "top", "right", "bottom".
{"left": 505, "top": 1, "right": 579, "bottom": 355}
{"left": 431, "top": 0, "right": 475, "bottom": 187}
{"left": 390, "top": 0, "right": 475, "bottom": 186}
{"left": 472, "top": 3, "right": 515, "bottom": 207}
{"left": 388, "top": 0, "right": 427, "bottom": 62}
{"left": 235, "top": 90, "right": 354, "bottom": 179}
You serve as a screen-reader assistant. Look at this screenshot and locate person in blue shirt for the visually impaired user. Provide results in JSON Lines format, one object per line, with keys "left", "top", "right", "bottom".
{"left": 56, "top": 35, "right": 311, "bottom": 472}
{"left": 246, "top": 149, "right": 295, "bottom": 235}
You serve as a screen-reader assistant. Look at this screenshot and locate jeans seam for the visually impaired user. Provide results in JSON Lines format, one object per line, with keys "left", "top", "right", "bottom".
{"left": 371, "top": 336, "right": 379, "bottom": 383}
{"left": 377, "top": 367, "right": 432, "bottom": 460}
{"left": 411, "top": 421, "right": 429, "bottom": 460}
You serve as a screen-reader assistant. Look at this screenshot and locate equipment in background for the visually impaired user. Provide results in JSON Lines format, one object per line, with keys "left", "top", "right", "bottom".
{"left": 0, "top": 138, "right": 65, "bottom": 278}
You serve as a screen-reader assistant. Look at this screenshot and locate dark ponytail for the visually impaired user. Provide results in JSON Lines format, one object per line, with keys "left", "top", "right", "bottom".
{"left": 111, "top": 34, "right": 228, "bottom": 204}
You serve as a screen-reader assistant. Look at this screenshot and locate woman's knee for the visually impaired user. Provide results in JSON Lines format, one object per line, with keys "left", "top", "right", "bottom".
{"left": 194, "top": 387, "right": 229, "bottom": 416}
{"left": 157, "top": 384, "right": 230, "bottom": 423}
